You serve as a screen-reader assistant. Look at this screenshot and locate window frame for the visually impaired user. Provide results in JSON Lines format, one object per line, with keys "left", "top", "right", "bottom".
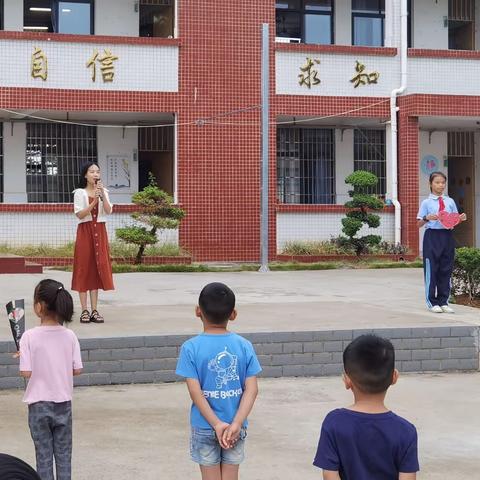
{"left": 139, "top": 0, "right": 175, "bottom": 38}
{"left": 25, "top": 123, "right": 98, "bottom": 204}
{"left": 277, "top": 126, "right": 336, "bottom": 205}
{"left": 276, "top": 0, "right": 335, "bottom": 45}
{"left": 353, "top": 128, "right": 386, "bottom": 197}
{"left": 351, "top": 0, "right": 385, "bottom": 47}
{"left": 54, "top": 0, "right": 95, "bottom": 35}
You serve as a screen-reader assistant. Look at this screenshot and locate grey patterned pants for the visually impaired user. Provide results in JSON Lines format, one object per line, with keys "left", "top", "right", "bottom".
{"left": 28, "top": 401, "right": 72, "bottom": 480}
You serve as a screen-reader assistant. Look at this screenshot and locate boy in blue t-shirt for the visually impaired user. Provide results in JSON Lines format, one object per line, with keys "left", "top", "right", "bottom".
{"left": 176, "top": 282, "right": 262, "bottom": 480}
{"left": 313, "top": 334, "right": 419, "bottom": 480}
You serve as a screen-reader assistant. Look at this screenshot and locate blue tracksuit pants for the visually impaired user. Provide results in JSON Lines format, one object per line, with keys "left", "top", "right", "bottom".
{"left": 423, "top": 229, "right": 455, "bottom": 307}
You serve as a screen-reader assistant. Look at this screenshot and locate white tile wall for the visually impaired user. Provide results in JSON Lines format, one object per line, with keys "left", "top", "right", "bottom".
{"left": 0, "top": 212, "right": 178, "bottom": 247}
{"left": 410, "top": 57, "right": 480, "bottom": 95}
{"left": 0, "top": 40, "right": 178, "bottom": 92}
{"left": 276, "top": 212, "right": 395, "bottom": 252}
{"left": 277, "top": 51, "right": 480, "bottom": 98}
{"left": 276, "top": 52, "right": 399, "bottom": 97}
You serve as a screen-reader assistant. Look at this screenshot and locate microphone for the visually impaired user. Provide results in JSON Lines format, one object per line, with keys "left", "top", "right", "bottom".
{"left": 94, "top": 178, "right": 103, "bottom": 201}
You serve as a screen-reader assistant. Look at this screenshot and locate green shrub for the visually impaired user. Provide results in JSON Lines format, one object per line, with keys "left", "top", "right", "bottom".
{"left": 339, "top": 170, "right": 384, "bottom": 256}
{"left": 115, "top": 174, "right": 185, "bottom": 264}
{"left": 281, "top": 239, "right": 408, "bottom": 256}
{"left": 452, "top": 247, "right": 480, "bottom": 300}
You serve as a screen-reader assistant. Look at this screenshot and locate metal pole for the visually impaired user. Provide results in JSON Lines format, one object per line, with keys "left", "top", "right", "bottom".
{"left": 259, "top": 23, "right": 270, "bottom": 272}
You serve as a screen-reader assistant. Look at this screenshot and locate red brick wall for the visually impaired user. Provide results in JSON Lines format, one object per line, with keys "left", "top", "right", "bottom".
{"left": 176, "top": 0, "right": 274, "bottom": 261}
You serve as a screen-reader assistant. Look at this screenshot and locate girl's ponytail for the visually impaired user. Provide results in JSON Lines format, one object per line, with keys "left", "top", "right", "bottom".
{"left": 34, "top": 279, "right": 74, "bottom": 325}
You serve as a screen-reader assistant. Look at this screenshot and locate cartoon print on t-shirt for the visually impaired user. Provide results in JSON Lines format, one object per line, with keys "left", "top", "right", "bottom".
{"left": 208, "top": 347, "right": 239, "bottom": 389}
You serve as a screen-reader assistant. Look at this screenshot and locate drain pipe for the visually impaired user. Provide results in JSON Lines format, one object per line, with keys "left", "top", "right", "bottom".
{"left": 390, "top": 0, "right": 408, "bottom": 245}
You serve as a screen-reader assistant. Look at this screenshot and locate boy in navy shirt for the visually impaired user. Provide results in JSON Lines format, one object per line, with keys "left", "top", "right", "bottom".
{"left": 313, "top": 334, "right": 419, "bottom": 480}
{"left": 176, "top": 282, "right": 262, "bottom": 480}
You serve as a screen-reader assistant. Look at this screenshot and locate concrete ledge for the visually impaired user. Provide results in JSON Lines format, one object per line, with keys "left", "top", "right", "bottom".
{"left": 0, "top": 326, "right": 478, "bottom": 389}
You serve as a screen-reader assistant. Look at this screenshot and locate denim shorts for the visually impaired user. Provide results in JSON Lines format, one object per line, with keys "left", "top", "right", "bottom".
{"left": 190, "top": 427, "right": 247, "bottom": 466}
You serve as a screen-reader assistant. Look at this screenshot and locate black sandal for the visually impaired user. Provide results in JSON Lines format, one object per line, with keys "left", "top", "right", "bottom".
{"left": 80, "top": 310, "right": 90, "bottom": 323}
{"left": 90, "top": 310, "right": 104, "bottom": 323}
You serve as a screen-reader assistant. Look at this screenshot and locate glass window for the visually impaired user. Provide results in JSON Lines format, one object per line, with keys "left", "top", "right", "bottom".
{"left": 24, "top": 0, "right": 53, "bottom": 32}
{"left": 24, "top": 0, "right": 93, "bottom": 34}
{"left": 352, "top": 0, "right": 383, "bottom": 13}
{"left": 26, "top": 123, "right": 97, "bottom": 203}
{"left": 276, "top": 0, "right": 301, "bottom": 9}
{"left": 353, "top": 17, "right": 383, "bottom": 46}
{"left": 352, "top": 0, "right": 384, "bottom": 46}
{"left": 276, "top": 11, "right": 302, "bottom": 39}
{"left": 305, "top": 14, "right": 332, "bottom": 44}
{"left": 277, "top": 128, "right": 336, "bottom": 205}
{"left": 57, "top": 1, "right": 93, "bottom": 35}
{"left": 276, "top": 0, "right": 333, "bottom": 44}
{"left": 0, "top": 0, "right": 4, "bottom": 30}
{"left": 353, "top": 129, "right": 386, "bottom": 196}
{"left": 139, "top": 0, "right": 174, "bottom": 38}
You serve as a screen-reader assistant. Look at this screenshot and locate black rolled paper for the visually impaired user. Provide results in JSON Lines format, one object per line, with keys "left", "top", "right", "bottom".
{"left": 6, "top": 299, "right": 26, "bottom": 351}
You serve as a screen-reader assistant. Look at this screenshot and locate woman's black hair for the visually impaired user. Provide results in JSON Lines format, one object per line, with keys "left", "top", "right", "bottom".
{"left": 34, "top": 279, "right": 74, "bottom": 325}
{"left": 78, "top": 162, "right": 99, "bottom": 188}
{"left": 0, "top": 453, "right": 41, "bottom": 480}
{"left": 429, "top": 171, "right": 447, "bottom": 192}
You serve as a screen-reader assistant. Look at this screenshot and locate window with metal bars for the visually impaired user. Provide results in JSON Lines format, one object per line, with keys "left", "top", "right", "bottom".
{"left": 353, "top": 129, "right": 386, "bottom": 197}
{"left": 26, "top": 123, "right": 97, "bottom": 203}
{"left": 0, "top": 123, "right": 3, "bottom": 202}
{"left": 448, "top": 0, "right": 475, "bottom": 49}
{"left": 277, "top": 127, "right": 335, "bottom": 204}
{"left": 139, "top": 0, "right": 174, "bottom": 38}
{"left": 448, "top": 131, "right": 474, "bottom": 157}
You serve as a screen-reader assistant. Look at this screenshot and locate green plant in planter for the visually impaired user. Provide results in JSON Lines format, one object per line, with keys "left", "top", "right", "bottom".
{"left": 116, "top": 174, "right": 185, "bottom": 264}
{"left": 340, "top": 170, "right": 384, "bottom": 256}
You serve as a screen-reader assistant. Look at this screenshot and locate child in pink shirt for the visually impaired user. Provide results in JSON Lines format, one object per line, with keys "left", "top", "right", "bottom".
{"left": 19, "top": 279, "right": 83, "bottom": 480}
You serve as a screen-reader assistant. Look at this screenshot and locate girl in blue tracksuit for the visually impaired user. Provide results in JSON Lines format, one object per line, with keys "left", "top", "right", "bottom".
{"left": 417, "top": 172, "right": 466, "bottom": 313}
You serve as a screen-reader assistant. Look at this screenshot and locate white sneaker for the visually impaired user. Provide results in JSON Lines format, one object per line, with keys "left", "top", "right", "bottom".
{"left": 440, "top": 305, "right": 455, "bottom": 313}
{"left": 429, "top": 305, "right": 443, "bottom": 313}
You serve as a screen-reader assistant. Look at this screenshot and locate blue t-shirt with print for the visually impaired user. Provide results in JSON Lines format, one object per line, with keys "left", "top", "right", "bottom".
{"left": 176, "top": 332, "right": 262, "bottom": 429}
{"left": 417, "top": 194, "right": 458, "bottom": 229}
{"left": 313, "top": 408, "right": 419, "bottom": 480}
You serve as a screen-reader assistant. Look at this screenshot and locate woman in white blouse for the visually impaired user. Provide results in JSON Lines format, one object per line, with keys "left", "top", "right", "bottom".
{"left": 72, "top": 162, "right": 114, "bottom": 323}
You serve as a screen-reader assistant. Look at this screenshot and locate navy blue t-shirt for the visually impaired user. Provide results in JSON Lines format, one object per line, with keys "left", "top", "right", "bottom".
{"left": 313, "top": 409, "right": 419, "bottom": 480}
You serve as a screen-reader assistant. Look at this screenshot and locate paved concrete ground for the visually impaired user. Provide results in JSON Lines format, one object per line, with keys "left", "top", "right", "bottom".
{"left": 0, "top": 268, "right": 479, "bottom": 340}
{"left": 1, "top": 373, "right": 479, "bottom": 479}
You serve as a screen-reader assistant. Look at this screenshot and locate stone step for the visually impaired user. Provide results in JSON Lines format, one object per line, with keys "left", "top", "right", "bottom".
{"left": 0, "top": 254, "right": 43, "bottom": 274}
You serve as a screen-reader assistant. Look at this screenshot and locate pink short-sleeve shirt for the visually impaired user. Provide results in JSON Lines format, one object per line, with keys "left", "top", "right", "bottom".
{"left": 19, "top": 326, "right": 83, "bottom": 404}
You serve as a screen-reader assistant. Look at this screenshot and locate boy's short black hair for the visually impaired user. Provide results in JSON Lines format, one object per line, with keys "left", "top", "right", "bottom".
{"left": 343, "top": 335, "right": 395, "bottom": 394}
{"left": 198, "top": 282, "right": 235, "bottom": 324}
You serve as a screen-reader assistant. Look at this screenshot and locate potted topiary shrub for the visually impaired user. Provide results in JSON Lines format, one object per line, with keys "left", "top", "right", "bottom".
{"left": 116, "top": 174, "right": 185, "bottom": 264}
{"left": 339, "top": 170, "right": 384, "bottom": 256}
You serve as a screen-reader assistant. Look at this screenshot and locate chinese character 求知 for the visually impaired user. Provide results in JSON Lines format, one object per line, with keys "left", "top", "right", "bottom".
{"left": 298, "top": 58, "right": 320, "bottom": 89}
{"left": 350, "top": 61, "right": 379, "bottom": 88}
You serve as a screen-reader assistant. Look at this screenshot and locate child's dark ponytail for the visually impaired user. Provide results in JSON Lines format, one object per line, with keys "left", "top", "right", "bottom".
{"left": 34, "top": 279, "right": 74, "bottom": 325}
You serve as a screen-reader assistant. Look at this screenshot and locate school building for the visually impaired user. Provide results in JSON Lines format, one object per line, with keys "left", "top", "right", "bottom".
{"left": 0, "top": 0, "right": 479, "bottom": 261}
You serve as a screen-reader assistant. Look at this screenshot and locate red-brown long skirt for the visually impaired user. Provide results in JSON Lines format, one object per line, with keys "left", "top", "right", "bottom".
{"left": 71, "top": 200, "right": 114, "bottom": 292}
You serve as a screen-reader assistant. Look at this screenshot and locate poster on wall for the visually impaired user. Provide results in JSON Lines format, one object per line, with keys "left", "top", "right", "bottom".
{"left": 420, "top": 155, "right": 440, "bottom": 176}
{"left": 106, "top": 154, "right": 131, "bottom": 189}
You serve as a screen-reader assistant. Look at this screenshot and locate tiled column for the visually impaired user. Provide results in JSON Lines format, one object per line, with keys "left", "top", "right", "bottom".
{"left": 398, "top": 114, "right": 420, "bottom": 256}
